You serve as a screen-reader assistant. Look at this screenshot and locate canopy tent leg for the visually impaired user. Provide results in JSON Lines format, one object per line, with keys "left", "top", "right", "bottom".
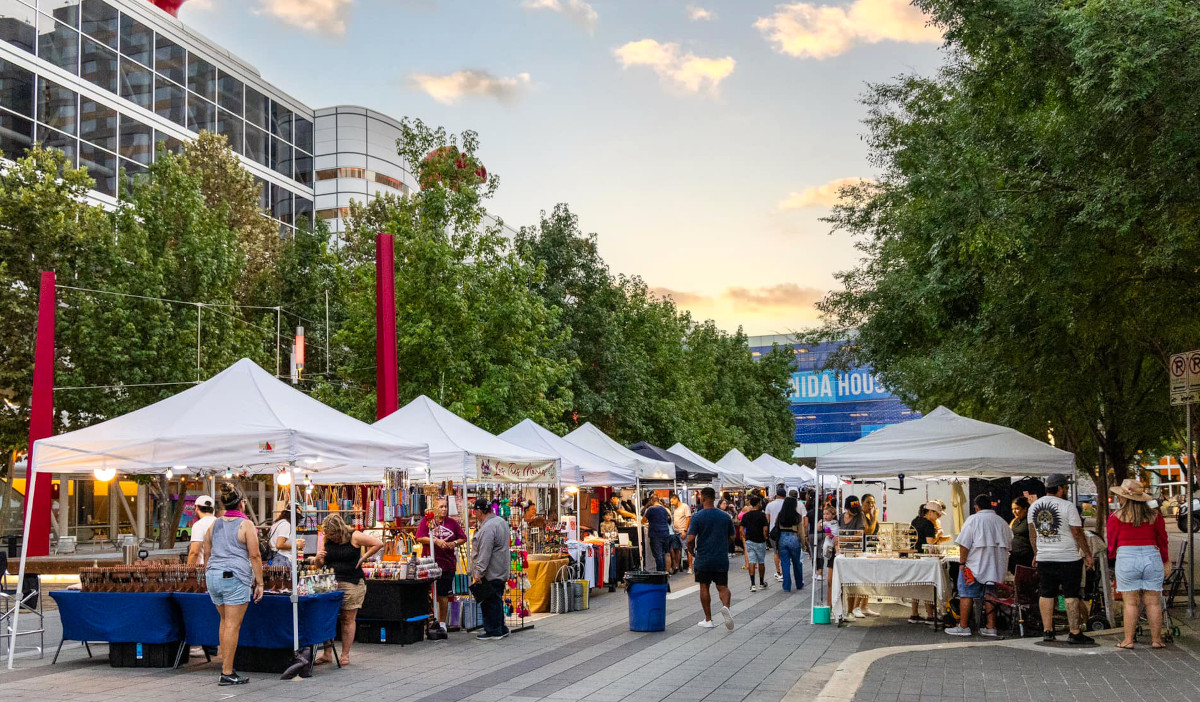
{"left": 289, "top": 464, "right": 299, "bottom": 653}
{"left": 7, "top": 461, "right": 36, "bottom": 669}
{"left": 635, "top": 479, "right": 643, "bottom": 570}
{"left": 810, "top": 476, "right": 820, "bottom": 618}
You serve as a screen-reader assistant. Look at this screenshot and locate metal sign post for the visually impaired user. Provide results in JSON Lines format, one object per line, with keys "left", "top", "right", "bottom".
{"left": 1169, "top": 351, "right": 1200, "bottom": 618}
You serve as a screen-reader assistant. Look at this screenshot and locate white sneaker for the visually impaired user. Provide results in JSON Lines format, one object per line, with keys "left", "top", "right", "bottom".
{"left": 864, "top": 607, "right": 881, "bottom": 616}
{"left": 697, "top": 619, "right": 715, "bottom": 628}
{"left": 815, "top": 573, "right": 823, "bottom": 581}
{"left": 720, "top": 606, "right": 734, "bottom": 630}
{"left": 980, "top": 628, "right": 998, "bottom": 638}
{"left": 759, "top": 581, "right": 769, "bottom": 590}
{"left": 749, "top": 584, "right": 759, "bottom": 592}
{"left": 852, "top": 608, "right": 866, "bottom": 619}
{"left": 944, "top": 626, "right": 972, "bottom": 636}
{"left": 774, "top": 573, "right": 784, "bottom": 581}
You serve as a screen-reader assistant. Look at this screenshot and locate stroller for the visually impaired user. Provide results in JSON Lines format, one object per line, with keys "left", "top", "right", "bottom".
{"left": 1080, "top": 531, "right": 1115, "bottom": 632}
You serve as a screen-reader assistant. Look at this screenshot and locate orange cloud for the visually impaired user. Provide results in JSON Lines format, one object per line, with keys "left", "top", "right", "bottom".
{"left": 614, "top": 39, "right": 735, "bottom": 96}
{"left": 755, "top": 0, "right": 941, "bottom": 60}
{"left": 409, "top": 70, "right": 533, "bottom": 105}
{"left": 652, "top": 284, "right": 826, "bottom": 333}
{"left": 779, "top": 177, "right": 872, "bottom": 210}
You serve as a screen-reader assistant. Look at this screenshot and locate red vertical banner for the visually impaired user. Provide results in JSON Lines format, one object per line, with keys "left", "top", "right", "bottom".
{"left": 24, "top": 271, "right": 55, "bottom": 557}
{"left": 375, "top": 234, "right": 399, "bottom": 420}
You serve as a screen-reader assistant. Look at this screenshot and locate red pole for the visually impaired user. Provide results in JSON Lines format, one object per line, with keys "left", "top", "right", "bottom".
{"left": 375, "top": 234, "right": 399, "bottom": 420}
{"left": 23, "top": 271, "right": 55, "bottom": 557}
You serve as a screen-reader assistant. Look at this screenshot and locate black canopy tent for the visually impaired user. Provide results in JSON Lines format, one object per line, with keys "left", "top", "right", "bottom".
{"left": 628, "top": 442, "right": 718, "bottom": 482}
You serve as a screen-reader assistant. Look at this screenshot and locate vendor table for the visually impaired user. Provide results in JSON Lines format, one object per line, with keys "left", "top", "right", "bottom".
{"left": 830, "top": 557, "right": 950, "bottom": 626}
{"left": 358, "top": 579, "right": 435, "bottom": 621}
{"left": 525, "top": 556, "right": 569, "bottom": 613}
{"left": 49, "top": 591, "right": 181, "bottom": 662}
{"left": 173, "top": 591, "right": 343, "bottom": 650}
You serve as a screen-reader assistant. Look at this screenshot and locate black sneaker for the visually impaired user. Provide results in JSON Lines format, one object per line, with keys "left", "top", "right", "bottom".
{"left": 1042, "top": 631, "right": 1056, "bottom": 642}
{"left": 476, "top": 632, "right": 496, "bottom": 640}
{"left": 907, "top": 616, "right": 926, "bottom": 624}
{"left": 219, "top": 672, "right": 249, "bottom": 686}
{"left": 1067, "top": 632, "right": 1095, "bottom": 645}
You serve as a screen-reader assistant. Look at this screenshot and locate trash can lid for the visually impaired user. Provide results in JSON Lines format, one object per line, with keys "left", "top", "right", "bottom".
{"left": 624, "top": 570, "right": 669, "bottom": 585}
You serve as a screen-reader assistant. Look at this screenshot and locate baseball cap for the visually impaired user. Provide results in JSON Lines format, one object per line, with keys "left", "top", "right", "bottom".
{"left": 194, "top": 495, "right": 214, "bottom": 509}
{"left": 1045, "top": 473, "right": 1070, "bottom": 489}
{"left": 472, "top": 497, "right": 492, "bottom": 512}
{"left": 923, "top": 501, "right": 944, "bottom": 515}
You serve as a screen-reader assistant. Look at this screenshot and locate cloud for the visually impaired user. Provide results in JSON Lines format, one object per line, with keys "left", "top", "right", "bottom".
{"left": 651, "top": 287, "right": 711, "bottom": 307}
{"left": 755, "top": 0, "right": 941, "bottom": 59}
{"left": 725, "top": 284, "right": 825, "bottom": 312}
{"left": 614, "top": 40, "right": 735, "bottom": 96}
{"left": 686, "top": 5, "right": 715, "bottom": 21}
{"left": 653, "top": 284, "right": 826, "bottom": 320}
{"left": 256, "top": 0, "right": 354, "bottom": 35}
{"left": 521, "top": 0, "right": 598, "bottom": 32}
{"left": 779, "top": 177, "right": 873, "bottom": 210}
{"left": 408, "top": 70, "right": 532, "bottom": 105}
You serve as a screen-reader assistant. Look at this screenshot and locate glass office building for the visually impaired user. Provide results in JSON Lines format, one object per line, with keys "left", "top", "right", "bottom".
{"left": 0, "top": 0, "right": 314, "bottom": 234}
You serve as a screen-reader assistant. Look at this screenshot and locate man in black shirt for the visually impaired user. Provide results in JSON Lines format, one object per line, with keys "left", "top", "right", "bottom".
{"left": 741, "top": 495, "right": 770, "bottom": 591}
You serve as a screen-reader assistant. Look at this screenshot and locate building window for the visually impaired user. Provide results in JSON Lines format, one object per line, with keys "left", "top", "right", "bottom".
{"left": 37, "top": 124, "right": 76, "bottom": 166}
{"left": 37, "top": 78, "right": 77, "bottom": 135}
{"left": 80, "top": 0, "right": 116, "bottom": 49}
{"left": 315, "top": 167, "right": 365, "bottom": 181}
{"left": 0, "top": 108, "right": 32, "bottom": 158}
{"left": 216, "top": 108, "right": 241, "bottom": 154}
{"left": 79, "top": 140, "right": 115, "bottom": 196}
{"left": 153, "top": 130, "right": 182, "bottom": 156}
{"left": 294, "top": 194, "right": 313, "bottom": 229}
{"left": 270, "top": 135, "right": 291, "bottom": 178}
{"left": 46, "top": 0, "right": 80, "bottom": 28}
{"left": 0, "top": 57, "right": 35, "bottom": 118}
{"left": 37, "top": 16, "right": 79, "bottom": 75}
{"left": 154, "top": 34, "right": 185, "bottom": 86}
{"left": 217, "top": 71, "right": 242, "bottom": 116}
{"left": 253, "top": 174, "right": 268, "bottom": 212}
{"left": 244, "top": 84, "right": 267, "bottom": 129}
{"left": 315, "top": 206, "right": 349, "bottom": 221}
{"left": 186, "top": 93, "right": 214, "bottom": 134}
{"left": 79, "top": 96, "right": 115, "bottom": 151}
{"left": 244, "top": 123, "right": 267, "bottom": 166}
{"left": 118, "top": 13, "right": 151, "bottom": 67}
{"left": 293, "top": 152, "right": 312, "bottom": 186}
{"left": 118, "top": 57, "right": 151, "bottom": 109}
{"left": 154, "top": 75, "right": 184, "bottom": 126}
{"left": 271, "top": 183, "right": 292, "bottom": 225}
{"left": 118, "top": 113, "right": 151, "bottom": 165}
{"left": 0, "top": 1, "right": 37, "bottom": 54}
{"left": 187, "top": 54, "right": 216, "bottom": 102}
{"left": 294, "top": 115, "right": 312, "bottom": 154}
{"left": 374, "top": 171, "right": 406, "bottom": 191}
{"left": 80, "top": 36, "right": 118, "bottom": 94}
{"left": 270, "top": 101, "right": 291, "bottom": 141}
{"left": 119, "top": 156, "right": 146, "bottom": 195}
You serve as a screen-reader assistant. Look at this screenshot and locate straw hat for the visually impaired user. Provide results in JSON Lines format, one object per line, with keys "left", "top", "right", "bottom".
{"left": 1110, "top": 478, "right": 1152, "bottom": 502}
{"left": 922, "top": 500, "right": 945, "bottom": 515}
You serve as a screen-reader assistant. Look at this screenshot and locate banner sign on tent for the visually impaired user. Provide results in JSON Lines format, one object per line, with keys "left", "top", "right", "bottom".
{"left": 477, "top": 457, "right": 557, "bottom": 483}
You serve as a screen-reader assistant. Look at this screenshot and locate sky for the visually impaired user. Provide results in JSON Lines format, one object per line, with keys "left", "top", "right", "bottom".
{"left": 176, "top": 0, "right": 945, "bottom": 336}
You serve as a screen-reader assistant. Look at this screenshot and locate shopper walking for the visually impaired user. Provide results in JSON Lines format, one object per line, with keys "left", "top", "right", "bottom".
{"left": 202, "top": 484, "right": 263, "bottom": 686}
{"left": 417, "top": 498, "right": 468, "bottom": 631}
{"left": 765, "top": 488, "right": 786, "bottom": 582}
{"left": 945, "top": 495, "right": 1011, "bottom": 637}
{"left": 313, "top": 514, "right": 383, "bottom": 665}
{"left": 669, "top": 494, "right": 691, "bottom": 574}
{"left": 644, "top": 496, "right": 673, "bottom": 572}
{"left": 1107, "top": 479, "right": 1171, "bottom": 649}
{"left": 775, "top": 496, "right": 806, "bottom": 592}
{"left": 688, "top": 486, "right": 735, "bottom": 630}
{"left": 1029, "top": 473, "right": 1094, "bottom": 644}
{"left": 186, "top": 495, "right": 216, "bottom": 565}
{"left": 741, "top": 496, "right": 770, "bottom": 591}
{"left": 470, "top": 498, "right": 513, "bottom": 640}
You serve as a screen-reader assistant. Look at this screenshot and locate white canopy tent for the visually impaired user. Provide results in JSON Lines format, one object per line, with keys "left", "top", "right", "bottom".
{"left": 372, "top": 395, "right": 558, "bottom": 483}
{"left": 563, "top": 423, "right": 674, "bottom": 481}
{"left": 716, "top": 448, "right": 774, "bottom": 488}
{"left": 500, "top": 419, "right": 637, "bottom": 488}
{"left": 668, "top": 443, "right": 745, "bottom": 489}
{"left": 8, "top": 358, "right": 430, "bottom": 666}
{"left": 816, "top": 406, "right": 1075, "bottom": 479}
{"left": 754, "top": 453, "right": 813, "bottom": 490}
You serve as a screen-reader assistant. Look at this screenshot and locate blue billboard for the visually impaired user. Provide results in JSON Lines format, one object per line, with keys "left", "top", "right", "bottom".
{"left": 751, "top": 341, "right": 920, "bottom": 446}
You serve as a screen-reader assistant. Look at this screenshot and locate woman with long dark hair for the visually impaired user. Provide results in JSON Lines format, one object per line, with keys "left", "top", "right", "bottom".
{"left": 775, "top": 496, "right": 807, "bottom": 592}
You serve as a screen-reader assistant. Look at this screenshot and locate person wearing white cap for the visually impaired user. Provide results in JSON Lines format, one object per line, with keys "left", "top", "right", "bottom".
{"left": 187, "top": 495, "right": 216, "bottom": 565}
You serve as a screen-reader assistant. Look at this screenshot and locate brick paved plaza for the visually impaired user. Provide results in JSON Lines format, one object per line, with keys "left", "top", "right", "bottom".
{"left": 4, "top": 561, "right": 1200, "bottom": 702}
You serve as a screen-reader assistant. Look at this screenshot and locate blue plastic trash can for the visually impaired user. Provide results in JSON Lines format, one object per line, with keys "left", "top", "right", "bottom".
{"left": 625, "top": 571, "right": 669, "bottom": 632}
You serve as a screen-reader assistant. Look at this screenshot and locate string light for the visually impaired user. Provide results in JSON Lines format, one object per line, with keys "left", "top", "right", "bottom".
{"left": 276, "top": 469, "right": 292, "bottom": 486}
{"left": 224, "top": 468, "right": 233, "bottom": 479}
{"left": 93, "top": 467, "right": 116, "bottom": 482}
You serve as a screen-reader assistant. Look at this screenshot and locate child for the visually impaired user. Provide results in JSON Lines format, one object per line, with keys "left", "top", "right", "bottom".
{"left": 818, "top": 505, "right": 839, "bottom": 605}
{"left": 600, "top": 511, "right": 618, "bottom": 539}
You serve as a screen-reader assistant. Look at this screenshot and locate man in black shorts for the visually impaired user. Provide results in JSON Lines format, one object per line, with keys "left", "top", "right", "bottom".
{"left": 1029, "top": 474, "right": 1094, "bottom": 644}
{"left": 687, "top": 486, "right": 735, "bottom": 630}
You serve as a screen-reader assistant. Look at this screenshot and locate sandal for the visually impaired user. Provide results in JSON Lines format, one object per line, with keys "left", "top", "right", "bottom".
{"left": 1116, "top": 642, "right": 1135, "bottom": 650}
{"left": 1151, "top": 642, "right": 1167, "bottom": 649}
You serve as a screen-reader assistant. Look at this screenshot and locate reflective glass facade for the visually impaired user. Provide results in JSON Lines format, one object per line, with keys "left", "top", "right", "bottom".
{"left": 0, "top": 0, "right": 313, "bottom": 235}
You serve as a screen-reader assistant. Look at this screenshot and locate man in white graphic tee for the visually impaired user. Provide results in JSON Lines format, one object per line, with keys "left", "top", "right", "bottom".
{"left": 1029, "top": 473, "right": 1094, "bottom": 644}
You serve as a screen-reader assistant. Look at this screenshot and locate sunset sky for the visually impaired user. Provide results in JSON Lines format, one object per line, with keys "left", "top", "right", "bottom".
{"left": 179, "top": 0, "right": 945, "bottom": 335}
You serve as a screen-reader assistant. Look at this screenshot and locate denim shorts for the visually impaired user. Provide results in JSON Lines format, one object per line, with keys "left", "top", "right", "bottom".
{"left": 957, "top": 570, "right": 984, "bottom": 599}
{"left": 206, "top": 571, "right": 252, "bottom": 606}
{"left": 746, "top": 540, "right": 768, "bottom": 564}
{"left": 669, "top": 533, "right": 683, "bottom": 550}
{"left": 1115, "top": 545, "right": 1165, "bottom": 593}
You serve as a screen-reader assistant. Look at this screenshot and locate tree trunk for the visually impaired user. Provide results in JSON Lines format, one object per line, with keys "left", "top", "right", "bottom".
{"left": 155, "top": 476, "right": 173, "bottom": 549}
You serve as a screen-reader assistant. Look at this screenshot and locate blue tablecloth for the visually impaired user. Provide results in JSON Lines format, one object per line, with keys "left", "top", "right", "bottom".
{"left": 172, "top": 591, "right": 343, "bottom": 649}
{"left": 49, "top": 591, "right": 182, "bottom": 644}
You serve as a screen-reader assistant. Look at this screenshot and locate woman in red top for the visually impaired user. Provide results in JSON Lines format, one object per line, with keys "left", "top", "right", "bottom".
{"left": 1107, "top": 479, "right": 1171, "bottom": 650}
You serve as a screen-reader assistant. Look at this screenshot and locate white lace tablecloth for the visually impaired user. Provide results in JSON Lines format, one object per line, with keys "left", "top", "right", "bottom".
{"left": 830, "top": 556, "right": 950, "bottom": 620}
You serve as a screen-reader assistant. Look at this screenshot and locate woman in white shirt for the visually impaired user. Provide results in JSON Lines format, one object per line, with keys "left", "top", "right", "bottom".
{"left": 268, "top": 504, "right": 305, "bottom": 568}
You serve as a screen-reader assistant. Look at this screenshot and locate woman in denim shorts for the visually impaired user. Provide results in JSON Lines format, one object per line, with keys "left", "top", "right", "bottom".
{"left": 1107, "top": 479, "right": 1171, "bottom": 650}
{"left": 203, "top": 484, "right": 264, "bottom": 686}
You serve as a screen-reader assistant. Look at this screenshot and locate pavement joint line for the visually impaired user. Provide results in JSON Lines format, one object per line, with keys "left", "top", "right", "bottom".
{"left": 796, "top": 633, "right": 1125, "bottom": 702}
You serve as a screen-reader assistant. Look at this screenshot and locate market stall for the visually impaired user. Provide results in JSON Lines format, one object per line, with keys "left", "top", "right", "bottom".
{"left": 812, "top": 406, "right": 1076, "bottom": 626}
{"left": 668, "top": 443, "right": 746, "bottom": 490}
{"left": 8, "top": 358, "right": 429, "bottom": 668}
{"left": 716, "top": 448, "right": 776, "bottom": 489}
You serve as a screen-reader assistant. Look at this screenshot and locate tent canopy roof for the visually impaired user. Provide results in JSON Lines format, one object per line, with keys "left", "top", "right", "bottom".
{"left": 374, "top": 396, "right": 556, "bottom": 481}
{"left": 563, "top": 423, "right": 674, "bottom": 481}
{"left": 628, "top": 442, "right": 718, "bottom": 482}
{"left": 716, "top": 449, "right": 774, "bottom": 487}
{"left": 30, "top": 358, "right": 428, "bottom": 478}
{"left": 668, "top": 443, "right": 745, "bottom": 488}
{"left": 500, "top": 419, "right": 636, "bottom": 487}
{"left": 817, "top": 406, "right": 1075, "bottom": 478}
{"left": 754, "top": 454, "right": 815, "bottom": 484}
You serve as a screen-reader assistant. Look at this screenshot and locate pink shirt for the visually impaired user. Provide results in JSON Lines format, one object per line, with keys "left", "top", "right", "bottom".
{"left": 1106, "top": 513, "right": 1168, "bottom": 562}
